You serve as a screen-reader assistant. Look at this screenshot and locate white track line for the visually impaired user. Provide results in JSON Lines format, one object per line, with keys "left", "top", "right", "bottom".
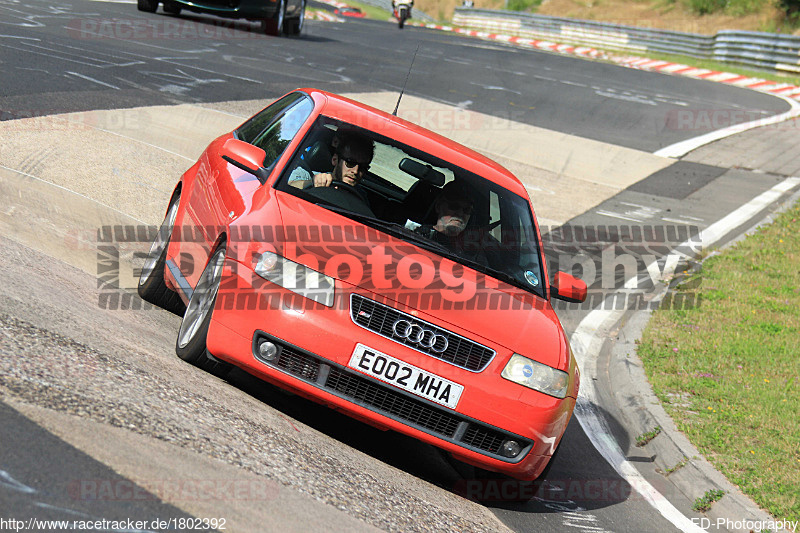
{"left": 570, "top": 176, "right": 800, "bottom": 532}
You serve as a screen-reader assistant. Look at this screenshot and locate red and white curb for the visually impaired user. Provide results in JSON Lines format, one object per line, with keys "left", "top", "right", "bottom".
{"left": 614, "top": 56, "right": 800, "bottom": 102}
{"left": 308, "top": 10, "right": 341, "bottom": 22}
{"left": 412, "top": 22, "right": 605, "bottom": 58}
{"left": 307, "top": 0, "right": 349, "bottom": 22}
{"left": 313, "top": 0, "right": 350, "bottom": 9}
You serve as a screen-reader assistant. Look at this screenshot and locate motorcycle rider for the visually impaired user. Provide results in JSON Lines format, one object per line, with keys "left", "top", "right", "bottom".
{"left": 392, "top": 0, "right": 413, "bottom": 27}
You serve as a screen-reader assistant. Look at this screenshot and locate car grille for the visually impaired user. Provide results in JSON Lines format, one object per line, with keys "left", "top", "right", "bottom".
{"left": 461, "top": 424, "right": 508, "bottom": 456}
{"left": 272, "top": 345, "right": 320, "bottom": 382}
{"left": 253, "top": 332, "right": 531, "bottom": 463}
{"left": 325, "top": 367, "right": 461, "bottom": 437}
{"left": 350, "top": 295, "right": 495, "bottom": 372}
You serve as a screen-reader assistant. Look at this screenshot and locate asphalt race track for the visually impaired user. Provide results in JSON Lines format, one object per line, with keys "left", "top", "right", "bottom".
{"left": 2, "top": 1, "right": 799, "bottom": 531}
{"left": 0, "top": 0, "right": 790, "bottom": 152}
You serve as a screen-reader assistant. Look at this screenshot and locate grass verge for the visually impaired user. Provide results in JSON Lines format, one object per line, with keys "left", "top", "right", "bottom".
{"left": 637, "top": 200, "right": 800, "bottom": 520}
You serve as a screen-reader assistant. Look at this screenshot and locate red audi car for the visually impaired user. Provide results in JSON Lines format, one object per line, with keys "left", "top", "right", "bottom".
{"left": 138, "top": 88, "right": 587, "bottom": 481}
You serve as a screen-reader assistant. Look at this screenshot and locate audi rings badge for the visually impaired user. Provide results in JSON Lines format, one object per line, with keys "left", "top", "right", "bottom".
{"left": 392, "top": 320, "right": 449, "bottom": 353}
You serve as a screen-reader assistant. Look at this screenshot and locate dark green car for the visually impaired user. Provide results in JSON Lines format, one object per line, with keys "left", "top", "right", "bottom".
{"left": 137, "top": 0, "right": 306, "bottom": 36}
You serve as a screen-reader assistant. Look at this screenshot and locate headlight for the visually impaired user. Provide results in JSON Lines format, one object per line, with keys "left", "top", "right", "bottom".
{"left": 254, "top": 251, "right": 335, "bottom": 307}
{"left": 501, "top": 354, "right": 569, "bottom": 399}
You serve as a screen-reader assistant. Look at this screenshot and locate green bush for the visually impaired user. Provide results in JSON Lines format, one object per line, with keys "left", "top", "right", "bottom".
{"left": 725, "top": 0, "right": 762, "bottom": 15}
{"left": 685, "top": 0, "right": 726, "bottom": 15}
{"left": 505, "top": 0, "right": 542, "bottom": 12}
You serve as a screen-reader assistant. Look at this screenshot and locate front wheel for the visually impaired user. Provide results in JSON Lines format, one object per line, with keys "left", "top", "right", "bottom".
{"left": 398, "top": 7, "right": 407, "bottom": 28}
{"left": 138, "top": 194, "right": 185, "bottom": 315}
{"left": 175, "top": 244, "right": 232, "bottom": 378}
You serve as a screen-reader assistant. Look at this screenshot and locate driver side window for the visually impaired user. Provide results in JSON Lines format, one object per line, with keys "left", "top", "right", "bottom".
{"left": 236, "top": 93, "right": 314, "bottom": 169}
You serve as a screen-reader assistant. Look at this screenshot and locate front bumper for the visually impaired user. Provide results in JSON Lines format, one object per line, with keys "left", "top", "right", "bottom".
{"left": 252, "top": 329, "right": 534, "bottom": 462}
{"left": 205, "top": 259, "right": 576, "bottom": 479}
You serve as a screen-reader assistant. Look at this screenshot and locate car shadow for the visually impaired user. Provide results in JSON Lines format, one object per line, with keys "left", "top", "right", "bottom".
{"left": 479, "top": 415, "right": 634, "bottom": 513}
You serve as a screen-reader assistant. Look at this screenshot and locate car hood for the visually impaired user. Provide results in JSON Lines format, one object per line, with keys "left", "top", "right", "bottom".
{"left": 275, "top": 193, "right": 568, "bottom": 369}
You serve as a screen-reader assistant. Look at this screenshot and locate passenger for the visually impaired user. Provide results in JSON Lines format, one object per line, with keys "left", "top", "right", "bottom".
{"left": 416, "top": 180, "right": 485, "bottom": 262}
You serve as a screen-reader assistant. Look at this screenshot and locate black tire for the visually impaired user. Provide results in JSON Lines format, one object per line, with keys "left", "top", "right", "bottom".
{"left": 163, "top": 0, "right": 182, "bottom": 14}
{"left": 398, "top": 7, "right": 406, "bottom": 28}
{"left": 138, "top": 195, "right": 186, "bottom": 316}
{"left": 261, "top": 0, "right": 285, "bottom": 36}
{"left": 175, "top": 244, "right": 233, "bottom": 378}
{"left": 286, "top": 0, "right": 305, "bottom": 36}
{"left": 137, "top": 0, "right": 158, "bottom": 12}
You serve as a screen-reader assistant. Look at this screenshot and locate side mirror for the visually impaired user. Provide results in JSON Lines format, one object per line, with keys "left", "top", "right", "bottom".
{"left": 221, "top": 138, "right": 270, "bottom": 184}
{"left": 551, "top": 271, "right": 587, "bottom": 303}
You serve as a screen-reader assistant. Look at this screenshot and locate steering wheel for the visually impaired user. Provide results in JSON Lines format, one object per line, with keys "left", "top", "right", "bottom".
{"left": 304, "top": 181, "right": 375, "bottom": 217}
{"left": 330, "top": 181, "right": 364, "bottom": 197}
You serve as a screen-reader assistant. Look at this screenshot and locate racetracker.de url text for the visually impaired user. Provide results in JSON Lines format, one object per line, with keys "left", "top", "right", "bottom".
{"left": 0, "top": 517, "right": 227, "bottom": 531}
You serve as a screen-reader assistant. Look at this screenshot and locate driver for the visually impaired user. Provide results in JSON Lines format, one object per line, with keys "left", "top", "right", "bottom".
{"left": 289, "top": 132, "right": 374, "bottom": 201}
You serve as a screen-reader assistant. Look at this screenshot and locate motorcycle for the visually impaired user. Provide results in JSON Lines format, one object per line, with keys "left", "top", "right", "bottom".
{"left": 393, "top": 0, "right": 412, "bottom": 28}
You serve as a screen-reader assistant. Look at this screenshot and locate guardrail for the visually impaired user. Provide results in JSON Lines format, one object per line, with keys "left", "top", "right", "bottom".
{"left": 452, "top": 8, "right": 800, "bottom": 74}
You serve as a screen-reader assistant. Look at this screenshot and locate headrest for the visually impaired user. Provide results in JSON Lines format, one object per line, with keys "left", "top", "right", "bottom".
{"left": 305, "top": 140, "right": 333, "bottom": 173}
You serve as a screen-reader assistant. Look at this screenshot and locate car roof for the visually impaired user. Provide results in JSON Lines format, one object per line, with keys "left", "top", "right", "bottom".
{"left": 298, "top": 88, "right": 529, "bottom": 198}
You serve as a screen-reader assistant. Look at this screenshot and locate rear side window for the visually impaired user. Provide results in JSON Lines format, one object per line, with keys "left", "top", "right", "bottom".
{"left": 236, "top": 93, "right": 314, "bottom": 167}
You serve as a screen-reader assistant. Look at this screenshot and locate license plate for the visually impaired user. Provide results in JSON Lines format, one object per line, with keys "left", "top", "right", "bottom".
{"left": 349, "top": 344, "right": 464, "bottom": 409}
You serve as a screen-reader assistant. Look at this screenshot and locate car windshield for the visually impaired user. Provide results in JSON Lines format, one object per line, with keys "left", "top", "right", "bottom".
{"left": 276, "top": 116, "right": 546, "bottom": 297}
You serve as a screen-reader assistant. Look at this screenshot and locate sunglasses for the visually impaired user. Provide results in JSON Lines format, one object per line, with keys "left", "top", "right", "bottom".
{"left": 340, "top": 156, "right": 370, "bottom": 172}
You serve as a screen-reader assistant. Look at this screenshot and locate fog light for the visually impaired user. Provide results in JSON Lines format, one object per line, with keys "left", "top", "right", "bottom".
{"left": 501, "top": 440, "right": 522, "bottom": 458}
{"left": 258, "top": 340, "right": 278, "bottom": 361}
